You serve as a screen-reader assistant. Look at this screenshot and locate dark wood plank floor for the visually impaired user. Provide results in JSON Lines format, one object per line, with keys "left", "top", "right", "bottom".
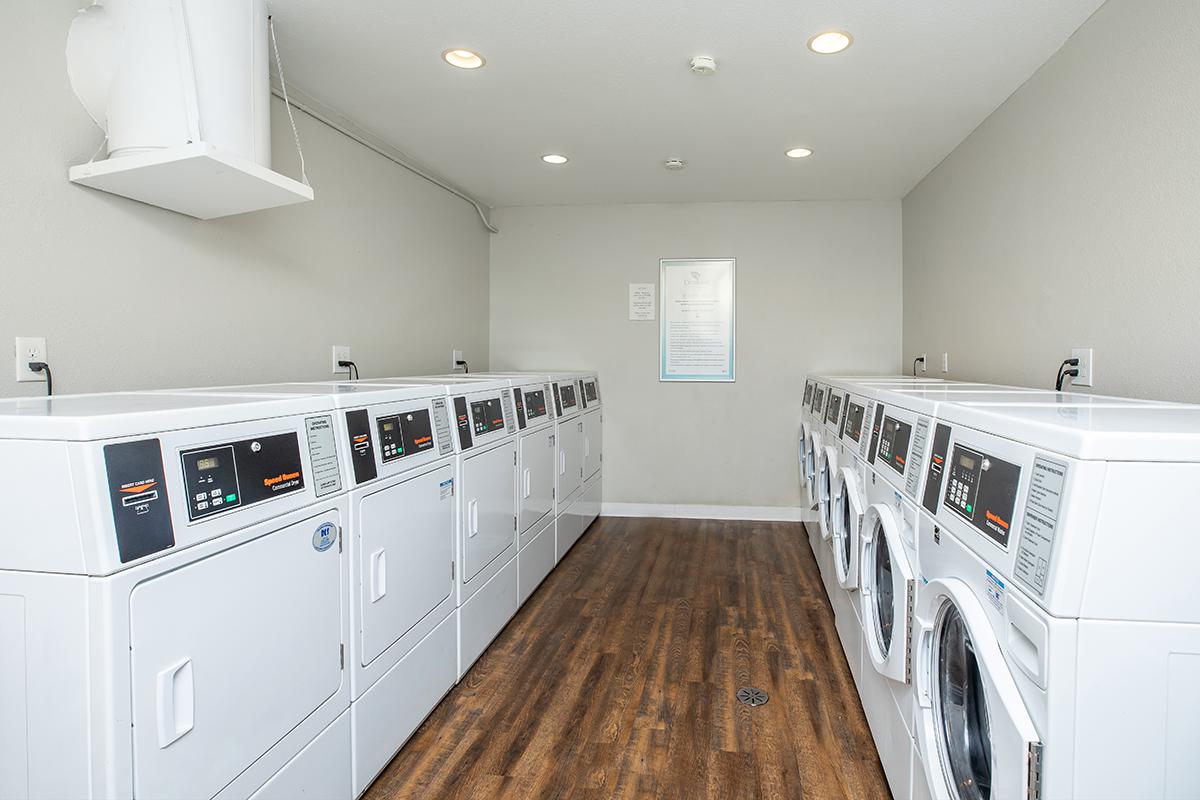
{"left": 363, "top": 517, "right": 889, "bottom": 800}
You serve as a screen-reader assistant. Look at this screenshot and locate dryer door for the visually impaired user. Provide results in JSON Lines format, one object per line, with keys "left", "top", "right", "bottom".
{"left": 461, "top": 442, "right": 518, "bottom": 585}
{"left": 817, "top": 445, "right": 839, "bottom": 541}
{"left": 832, "top": 467, "right": 865, "bottom": 590}
{"left": 860, "top": 503, "right": 914, "bottom": 684}
{"left": 581, "top": 409, "right": 602, "bottom": 481}
{"left": 129, "top": 512, "right": 344, "bottom": 800}
{"left": 914, "top": 578, "right": 1041, "bottom": 800}
{"left": 358, "top": 463, "right": 454, "bottom": 666}
{"left": 556, "top": 419, "right": 584, "bottom": 504}
{"left": 518, "top": 427, "right": 555, "bottom": 534}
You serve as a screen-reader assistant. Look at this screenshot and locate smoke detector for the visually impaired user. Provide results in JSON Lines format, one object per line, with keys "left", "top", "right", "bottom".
{"left": 689, "top": 56, "right": 717, "bottom": 75}
{"left": 663, "top": 159, "right": 687, "bottom": 171}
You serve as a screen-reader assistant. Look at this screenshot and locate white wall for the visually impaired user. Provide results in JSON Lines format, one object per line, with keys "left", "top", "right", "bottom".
{"left": 489, "top": 202, "right": 902, "bottom": 511}
{"left": 903, "top": 0, "right": 1200, "bottom": 401}
{"left": 0, "top": 1, "right": 490, "bottom": 398}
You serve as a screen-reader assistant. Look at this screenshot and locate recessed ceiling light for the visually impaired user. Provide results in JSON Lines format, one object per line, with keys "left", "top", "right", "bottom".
{"left": 541, "top": 154, "right": 569, "bottom": 165}
{"left": 786, "top": 147, "right": 814, "bottom": 159}
{"left": 807, "top": 30, "right": 852, "bottom": 55}
{"left": 442, "top": 49, "right": 485, "bottom": 69}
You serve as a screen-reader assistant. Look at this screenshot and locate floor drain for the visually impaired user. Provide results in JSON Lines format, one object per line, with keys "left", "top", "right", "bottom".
{"left": 736, "top": 687, "right": 769, "bottom": 707}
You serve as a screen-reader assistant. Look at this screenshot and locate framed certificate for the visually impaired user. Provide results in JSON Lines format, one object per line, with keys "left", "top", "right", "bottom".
{"left": 659, "top": 258, "right": 736, "bottom": 382}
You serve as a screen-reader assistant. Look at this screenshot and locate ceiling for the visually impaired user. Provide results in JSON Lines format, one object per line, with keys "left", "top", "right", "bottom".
{"left": 270, "top": 0, "right": 1106, "bottom": 208}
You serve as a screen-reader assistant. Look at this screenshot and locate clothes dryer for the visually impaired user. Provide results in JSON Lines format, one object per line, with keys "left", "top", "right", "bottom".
{"left": 371, "top": 377, "right": 519, "bottom": 679}
{"left": 0, "top": 392, "right": 353, "bottom": 800}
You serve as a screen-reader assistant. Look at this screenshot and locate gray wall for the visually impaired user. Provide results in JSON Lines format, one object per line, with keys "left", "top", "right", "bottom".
{"left": 489, "top": 202, "right": 902, "bottom": 511}
{"left": 0, "top": 1, "right": 490, "bottom": 398}
{"left": 903, "top": 0, "right": 1200, "bottom": 401}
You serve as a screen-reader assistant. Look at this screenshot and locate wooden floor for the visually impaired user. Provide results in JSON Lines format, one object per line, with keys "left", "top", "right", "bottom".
{"left": 363, "top": 517, "right": 890, "bottom": 800}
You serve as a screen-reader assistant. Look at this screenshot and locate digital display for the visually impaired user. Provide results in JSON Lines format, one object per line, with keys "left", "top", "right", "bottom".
{"left": 877, "top": 416, "right": 913, "bottom": 476}
{"left": 196, "top": 456, "right": 220, "bottom": 471}
{"left": 958, "top": 453, "right": 976, "bottom": 471}
{"left": 560, "top": 383, "right": 578, "bottom": 409}
{"left": 525, "top": 389, "right": 548, "bottom": 419}
{"left": 381, "top": 421, "right": 396, "bottom": 432}
{"left": 844, "top": 402, "right": 865, "bottom": 442}
{"left": 471, "top": 398, "right": 506, "bottom": 435}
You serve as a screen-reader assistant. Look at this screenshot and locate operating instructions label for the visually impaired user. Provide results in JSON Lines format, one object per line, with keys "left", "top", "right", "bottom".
{"left": 905, "top": 417, "right": 932, "bottom": 499}
{"left": 305, "top": 415, "right": 343, "bottom": 498}
{"left": 1014, "top": 456, "right": 1069, "bottom": 597}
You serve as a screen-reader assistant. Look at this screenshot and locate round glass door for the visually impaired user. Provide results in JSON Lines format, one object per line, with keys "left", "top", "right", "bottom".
{"left": 838, "top": 489, "right": 853, "bottom": 572}
{"left": 933, "top": 602, "right": 993, "bottom": 800}
{"left": 871, "top": 519, "right": 894, "bottom": 654}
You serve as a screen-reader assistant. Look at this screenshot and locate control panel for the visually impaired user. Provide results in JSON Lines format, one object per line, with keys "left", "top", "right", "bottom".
{"left": 454, "top": 391, "right": 514, "bottom": 451}
{"left": 876, "top": 415, "right": 912, "bottom": 476}
{"left": 825, "top": 392, "right": 843, "bottom": 426}
{"left": 559, "top": 382, "right": 578, "bottom": 412}
{"left": 943, "top": 445, "right": 1021, "bottom": 547}
{"left": 514, "top": 386, "right": 552, "bottom": 430}
{"left": 471, "top": 398, "right": 506, "bottom": 436}
{"left": 813, "top": 387, "right": 826, "bottom": 417}
{"left": 843, "top": 401, "right": 865, "bottom": 443}
{"left": 580, "top": 378, "right": 600, "bottom": 407}
{"left": 181, "top": 433, "right": 305, "bottom": 522}
{"left": 803, "top": 380, "right": 813, "bottom": 406}
{"left": 376, "top": 409, "right": 436, "bottom": 463}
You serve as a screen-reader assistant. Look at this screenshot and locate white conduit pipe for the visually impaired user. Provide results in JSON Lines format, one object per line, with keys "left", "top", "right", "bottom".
{"left": 269, "top": 85, "right": 499, "bottom": 234}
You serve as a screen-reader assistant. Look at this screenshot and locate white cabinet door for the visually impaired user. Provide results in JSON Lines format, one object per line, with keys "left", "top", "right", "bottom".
{"left": 130, "top": 513, "right": 344, "bottom": 800}
{"left": 582, "top": 409, "right": 602, "bottom": 481}
{"left": 461, "top": 442, "right": 517, "bottom": 585}
{"left": 518, "top": 428, "right": 555, "bottom": 534}
{"left": 555, "top": 419, "right": 583, "bottom": 505}
{"left": 358, "top": 463, "right": 454, "bottom": 667}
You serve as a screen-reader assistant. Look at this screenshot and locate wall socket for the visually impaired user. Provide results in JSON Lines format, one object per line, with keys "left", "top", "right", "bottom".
{"left": 941, "top": 352, "right": 949, "bottom": 373}
{"left": 14, "top": 337, "right": 47, "bottom": 383}
{"left": 919, "top": 353, "right": 927, "bottom": 374}
{"left": 451, "top": 349, "right": 463, "bottom": 370}
{"left": 331, "top": 345, "right": 351, "bottom": 375}
{"left": 1070, "top": 347, "right": 1094, "bottom": 387}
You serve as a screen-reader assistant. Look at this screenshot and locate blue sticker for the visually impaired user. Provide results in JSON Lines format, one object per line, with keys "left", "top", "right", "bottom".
{"left": 313, "top": 522, "right": 338, "bottom": 552}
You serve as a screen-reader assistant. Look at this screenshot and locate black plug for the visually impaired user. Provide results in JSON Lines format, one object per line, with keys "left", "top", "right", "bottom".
{"left": 912, "top": 355, "right": 926, "bottom": 377}
{"left": 1055, "top": 358, "right": 1081, "bottom": 391}
{"left": 28, "top": 361, "right": 52, "bottom": 396}
{"left": 454, "top": 360, "right": 469, "bottom": 374}
{"left": 337, "top": 360, "right": 360, "bottom": 381}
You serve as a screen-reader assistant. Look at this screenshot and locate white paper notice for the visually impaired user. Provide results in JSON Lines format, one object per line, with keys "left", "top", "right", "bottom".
{"left": 629, "top": 283, "right": 656, "bottom": 321}
{"left": 660, "top": 259, "right": 735, "bottom": 381}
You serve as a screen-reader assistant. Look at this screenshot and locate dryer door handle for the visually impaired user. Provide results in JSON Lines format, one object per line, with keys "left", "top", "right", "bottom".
{"left": 369, "top": 549, "right": 388, "bottom": 602}
{"left": 522, "top": 468, "right": 532, "bottom": 499}
{"left": 468, "top": 499, "right": 479, "bottom": 536}
{"left": 559, "top": 451, "right": 566, "bottom": 476}
{"left": 156, "top": 658, "right": 194, "bottom": 749}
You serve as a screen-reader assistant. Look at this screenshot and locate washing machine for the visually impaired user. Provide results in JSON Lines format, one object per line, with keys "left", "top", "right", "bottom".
{"left": 909, "top": 399, "right": 1200, "bottom": 800}
{"left": 855, "top": 387, "right": 1181, "bottom": 800}
{"left": 372, "top": 377, "right": 519, "bottom": 679}
{"left": 0, "top": 391, "right": 353, "bottom": 800}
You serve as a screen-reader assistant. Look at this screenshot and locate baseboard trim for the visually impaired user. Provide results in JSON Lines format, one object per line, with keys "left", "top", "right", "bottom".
{"left": 601, "top": 502, "right": 808, "bottom": 522}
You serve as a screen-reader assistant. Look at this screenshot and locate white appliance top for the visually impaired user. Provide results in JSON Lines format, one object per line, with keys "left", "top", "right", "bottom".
{"left": 0, "top": 392, "right": 332, "bottom": 441}
{"left": 173, "top": 382, "right": 446, "bottom": 406}
{"left": 940, "top": 403, "right": 1200, "bottom": 461}
{"left": 373, "top": 376, "right": 513, "bottom": 395}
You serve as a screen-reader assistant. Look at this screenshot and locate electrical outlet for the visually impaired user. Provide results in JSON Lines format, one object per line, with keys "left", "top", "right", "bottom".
{"left": 451, "top": 349, "right": 464, "bottom": 370}
{"left": 941, "top": 352, "right": 949, "bottom": 373}
{"left": 331, "top": 345, "right": 351, "bottom": 375}
{"left": 1070, "top": 347, "right": 1094, "bottom": 387}
{"left": 14, "top": 337, "right": 47, "bottom": 383}
{"left": 919, "top": 353, "right": 927, "bottom": 374}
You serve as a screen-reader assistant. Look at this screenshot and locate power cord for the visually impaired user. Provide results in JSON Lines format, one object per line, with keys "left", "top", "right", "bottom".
{"left": 337, "top": 360, "right": 360, "bottom": 381}
{"left": 1055, "top": 358, "right": 1080, "bottom": 391}
{"left": 912, "top": 355, "right": 926, "bottom": 377}
{"left": 28, "top": 361, "right": 52, "bottom": 396}
{"left": 455, "top": 360, "right": 469, "bottom": 374}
